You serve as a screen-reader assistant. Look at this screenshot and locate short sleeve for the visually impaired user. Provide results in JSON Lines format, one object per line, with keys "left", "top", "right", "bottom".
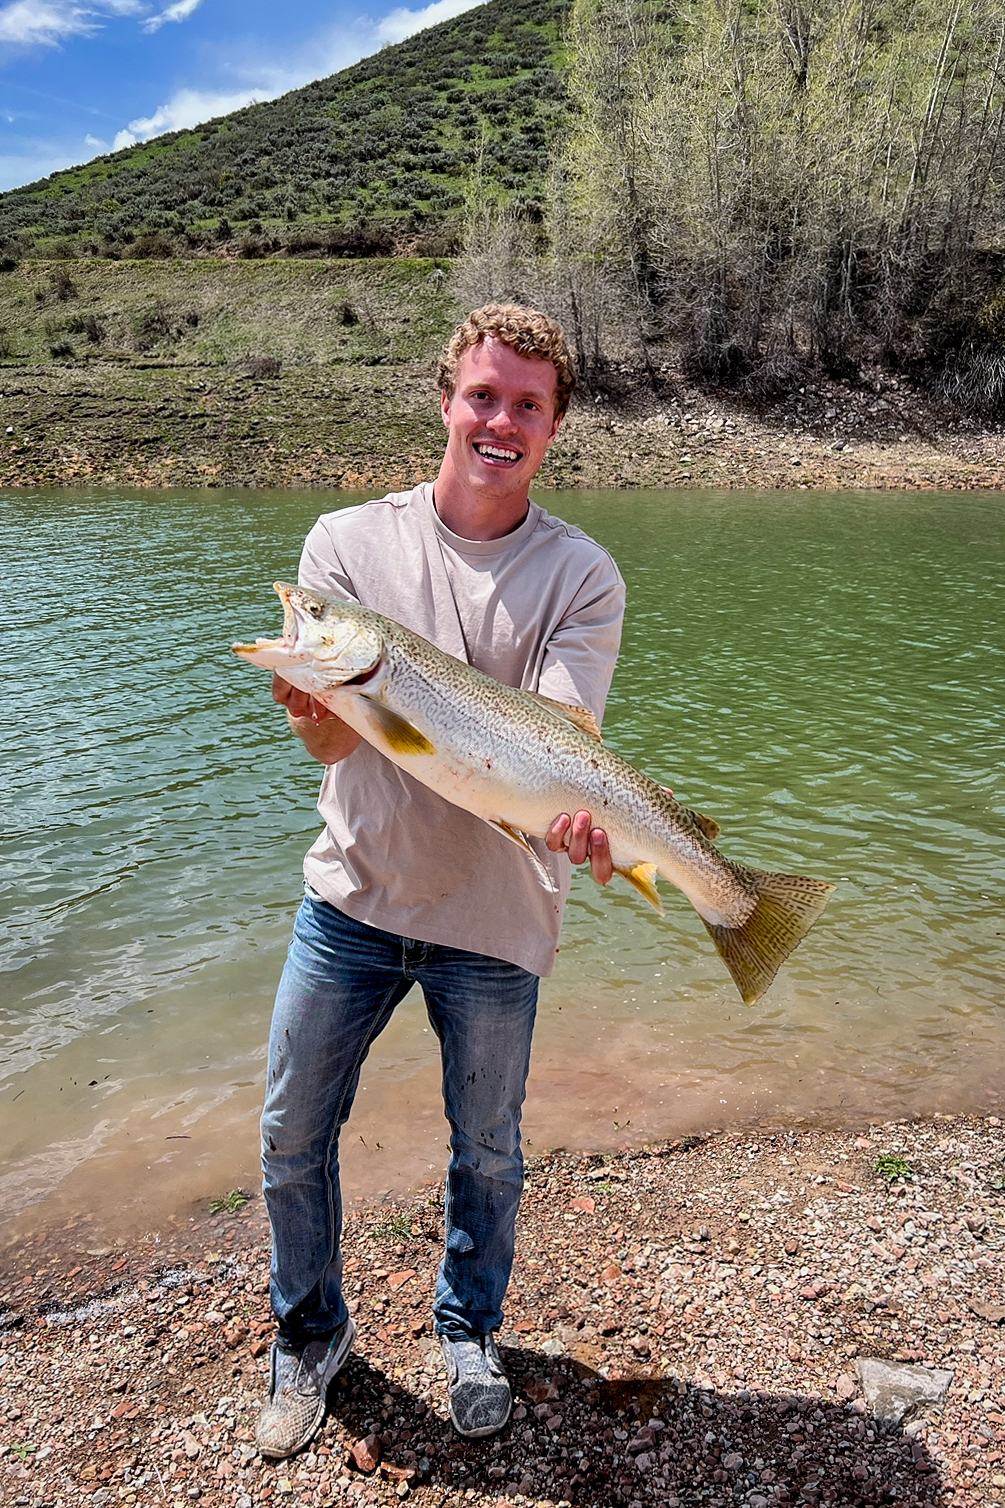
{"left": 298, "top": 513, "right": 361, "bottom": 601}
{"left": 536, "top": 557, "right": 625, "bottom": 725}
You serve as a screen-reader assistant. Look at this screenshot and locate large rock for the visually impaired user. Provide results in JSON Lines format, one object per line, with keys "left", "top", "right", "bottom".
{"left": 855, "top": 1358, "right": 953, "bottom": 1425}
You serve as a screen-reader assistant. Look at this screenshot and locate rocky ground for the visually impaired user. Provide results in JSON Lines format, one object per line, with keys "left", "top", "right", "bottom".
{"left": 1, "top": 359, "right": 1004, "bottom": 493}
{"left": 2, "top": 1115, "right": 1004, "bottom": 1508}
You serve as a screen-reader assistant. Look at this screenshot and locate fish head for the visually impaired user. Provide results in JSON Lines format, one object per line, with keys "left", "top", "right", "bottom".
{"left": 233, "top": 582, "right": 383, "bottom": 695}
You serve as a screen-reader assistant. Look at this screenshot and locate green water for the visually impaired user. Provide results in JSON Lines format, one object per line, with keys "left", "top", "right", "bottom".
{"left": 2, "top": 487, "right": 1003, "bottom": 1237}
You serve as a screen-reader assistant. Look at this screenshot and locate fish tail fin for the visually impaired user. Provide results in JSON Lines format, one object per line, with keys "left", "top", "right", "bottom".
{"left": 701, "top": 870, "right": 835, "bottom": 1005}
{"left": 613, "top": 861, "right": 664, "bottom": 915}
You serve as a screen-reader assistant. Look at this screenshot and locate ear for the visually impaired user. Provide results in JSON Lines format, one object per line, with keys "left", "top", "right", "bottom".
{"left": 440, "top": 389, "right": 451, "bottom": 428}
{"left": 546, "top": 411, "right": 562, "bottom": 447}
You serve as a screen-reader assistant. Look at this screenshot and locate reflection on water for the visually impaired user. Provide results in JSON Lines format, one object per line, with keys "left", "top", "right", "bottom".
{"left": 2, "top": 487, "right": 1003, "bottom": 1240}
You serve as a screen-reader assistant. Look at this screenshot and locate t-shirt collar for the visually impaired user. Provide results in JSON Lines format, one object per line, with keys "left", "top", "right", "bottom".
{"left": 424, "top": 481, "right": 542, "bottom": 557}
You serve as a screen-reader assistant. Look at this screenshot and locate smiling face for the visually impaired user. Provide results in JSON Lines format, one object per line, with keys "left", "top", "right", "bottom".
{"left": 436, "top": 336, "right": 562, "bottom": 536}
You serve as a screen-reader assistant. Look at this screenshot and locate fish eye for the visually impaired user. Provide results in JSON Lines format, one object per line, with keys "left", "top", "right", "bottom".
{"left": 307, "top": 602, "right": 324, "bottom": 619}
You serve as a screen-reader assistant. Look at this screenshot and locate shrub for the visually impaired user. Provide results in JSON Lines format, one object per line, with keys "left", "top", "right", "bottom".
{"left": 235, "top": 355, "right": 283, "bottom": 378}
{"left": 66, "top": 313, "right": 106, "bottom": 344}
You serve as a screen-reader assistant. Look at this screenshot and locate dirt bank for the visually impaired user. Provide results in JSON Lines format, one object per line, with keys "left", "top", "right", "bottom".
{"left": 2, "top": 1115, "right": 1003, "bottom": 1508}
{"left": 2, "top": 356, "right": 1005, "bottom": 493}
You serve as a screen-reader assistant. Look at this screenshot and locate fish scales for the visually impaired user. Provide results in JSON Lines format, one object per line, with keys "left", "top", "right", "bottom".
{"left": 235, "top": 584, "right": 835, "bottom": 1003}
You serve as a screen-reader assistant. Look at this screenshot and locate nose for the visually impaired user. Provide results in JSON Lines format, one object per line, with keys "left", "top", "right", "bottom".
{"left": 487, "top": 402, "right": 518, "bottom": 435}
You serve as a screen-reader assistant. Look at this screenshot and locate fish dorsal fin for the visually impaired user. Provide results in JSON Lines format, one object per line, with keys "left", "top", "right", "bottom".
{"left": 685, "top": 807, "right": 722, "bottom": 842}
{"left": 613, "top": 861, "right": 664, "bottom": 915}
{"left": 360, "top": 696, "right": 436, "bottom": 756}
{"left": 526, "top": 692, "right": 603, "bottom": 742}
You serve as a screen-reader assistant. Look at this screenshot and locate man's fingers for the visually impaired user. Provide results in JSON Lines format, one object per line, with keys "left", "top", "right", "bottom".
{"left": 272, "top": 672, "right": 332, "bottom": 722}
{"left": 588, "top": 827, "right": 613, "bottom": 886}
{"left": 545, "top": 813, "right": 571, "bottom": 853}
{"left": 546, "top": 811, "right": 613, "bottom": 883}
{"left": 566, "top": 809, "right": 593, "bottom": 866}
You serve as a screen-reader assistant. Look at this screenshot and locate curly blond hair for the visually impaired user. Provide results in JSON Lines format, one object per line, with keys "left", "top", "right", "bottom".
{"left": 437, "top": 304, "right": 578, "bottom": 421}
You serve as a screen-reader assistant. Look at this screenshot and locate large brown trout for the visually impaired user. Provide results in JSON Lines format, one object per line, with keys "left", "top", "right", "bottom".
{"left": 235, "top": 583, "right": 834, "bottom": 1003}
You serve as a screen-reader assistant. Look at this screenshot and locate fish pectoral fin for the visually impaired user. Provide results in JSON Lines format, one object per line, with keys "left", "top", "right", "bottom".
{"left": 613, "top": 861, "right": 664, "bottom": 915}
{"left": 685, "top": 807, "right": 722, "bottom": 842}
{"left": 360, "top": 697, "right": 436, "bottom": 756}
{"left": 526, "top": 692, "right": 603, "bottom": 743}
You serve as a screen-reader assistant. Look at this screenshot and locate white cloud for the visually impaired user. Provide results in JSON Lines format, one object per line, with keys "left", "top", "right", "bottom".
{"left": 0, "top": 0, "right": 95, "bottom": 44}
{"left": 142, "top": 0, "right": 202, "bottom": 34}
{"left": 84, "top": 131, "right": 106, "bottom": 147}
{"left": 375, "top": 0, "right": 481, "bottom": 46}
{"left": 0, "top": 0, "right": 141, "bottom": 47}
{"left": 0, "top": 145, "right": 77, "bottom": 188}
{"left": 111, "top": 85, "right": 261, "bottom": 149}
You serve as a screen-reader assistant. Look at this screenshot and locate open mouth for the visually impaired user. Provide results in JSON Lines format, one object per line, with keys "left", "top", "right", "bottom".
{"left": 473, "top": 441, "right": 522, "bottom": 465}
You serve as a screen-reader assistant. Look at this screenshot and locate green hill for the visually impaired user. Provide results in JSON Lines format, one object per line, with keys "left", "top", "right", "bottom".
{"left": 0, "top": 0, "right": 568, "bottom": 258}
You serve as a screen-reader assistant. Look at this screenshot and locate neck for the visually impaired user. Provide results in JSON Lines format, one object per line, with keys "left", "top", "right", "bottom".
{"left": 432, "top": 469, "right": 530, "bottom": 541}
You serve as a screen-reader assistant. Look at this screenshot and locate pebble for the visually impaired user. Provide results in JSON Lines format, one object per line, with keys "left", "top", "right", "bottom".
{"left": 1, "top": 1114, "right": 1003, "bottom": 1508}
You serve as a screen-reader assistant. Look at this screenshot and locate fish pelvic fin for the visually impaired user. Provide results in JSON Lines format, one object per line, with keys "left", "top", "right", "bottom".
{"left": 527, "top": 692, "right": 603, "bottom": 743}
{"left": 702, "top": 870, "right": 835, "bottom": 1005}
{"left": 613, "top": 861, "right": 663, "bottom": 915}
{"left": 488, "top": 820, "right": 559, "bottom": 893}
{"left": 685, "top": 807, "right": 721, "bottom": 842}
{"left": 361, "top": 697, "right": 436, "bottom": 756}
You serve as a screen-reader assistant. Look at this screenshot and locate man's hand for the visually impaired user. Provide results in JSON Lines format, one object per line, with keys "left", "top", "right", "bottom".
{"left": 546, "top": 787, "right": 673, "bottom": 888}
{"left": 546, "top": 810, "right": 614, "bottom": 885}
{"left": 272, "top": 673, "right": 362, "bottom": 765}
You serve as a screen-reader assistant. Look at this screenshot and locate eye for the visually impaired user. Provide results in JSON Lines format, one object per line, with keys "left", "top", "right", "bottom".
{"left": 307, "top": 602, "right": 324, "bottom": 619}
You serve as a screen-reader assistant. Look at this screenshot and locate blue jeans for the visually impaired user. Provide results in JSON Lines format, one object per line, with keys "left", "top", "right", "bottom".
{"left": 261, "top": 888, "right": 539, "bottom": 1350}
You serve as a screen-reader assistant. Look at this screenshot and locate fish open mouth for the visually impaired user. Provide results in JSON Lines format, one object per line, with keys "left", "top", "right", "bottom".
{"left": 232, "top": 585, "right": 302, "bottom": 663}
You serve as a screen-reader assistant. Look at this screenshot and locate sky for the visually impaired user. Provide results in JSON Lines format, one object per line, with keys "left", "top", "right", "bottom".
{"left": 0, "top": 0, "right": 484, "bottom": 192}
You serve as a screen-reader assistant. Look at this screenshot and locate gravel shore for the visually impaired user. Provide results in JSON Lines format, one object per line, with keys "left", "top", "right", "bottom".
{"left": 2, "top": 1115, "right": 1003, "bottom": 1508}
{"left": 1, "top": 360, "right": 1003, "bottom": 493}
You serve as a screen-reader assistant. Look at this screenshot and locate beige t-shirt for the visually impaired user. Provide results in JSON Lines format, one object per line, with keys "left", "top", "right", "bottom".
{"left": 299, "top": 482, "right": 625, "bottom": 976}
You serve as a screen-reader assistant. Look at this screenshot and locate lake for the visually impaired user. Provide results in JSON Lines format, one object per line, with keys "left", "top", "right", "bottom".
{"left": 2, "top": 486, "right": 1003, "bottom": 1244}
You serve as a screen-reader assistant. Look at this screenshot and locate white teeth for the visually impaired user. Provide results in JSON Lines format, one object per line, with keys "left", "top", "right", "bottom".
{"left": 476, "top": 444, "right": 519, "bottom": 461}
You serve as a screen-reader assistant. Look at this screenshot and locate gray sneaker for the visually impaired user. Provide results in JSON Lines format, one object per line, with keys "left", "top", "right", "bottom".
{"left": 441, "top": 1332, "right": 512, "bottom": 1439}
{"left": 255, "top": 1318, "right": 355, "bottom": 1459}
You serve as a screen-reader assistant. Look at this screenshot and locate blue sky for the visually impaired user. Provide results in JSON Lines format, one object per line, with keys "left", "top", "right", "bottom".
{"left": 0, "top": 0, "right": 483, "bottom": 191}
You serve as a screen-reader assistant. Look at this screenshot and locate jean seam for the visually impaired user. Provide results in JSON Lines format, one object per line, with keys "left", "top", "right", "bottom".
{"left": 319, "top": 976, "right": 407, "bottom": 1330}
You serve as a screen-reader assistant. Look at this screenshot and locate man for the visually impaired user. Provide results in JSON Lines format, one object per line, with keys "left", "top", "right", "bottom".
{"left": 256, "top": 304, "right": 625, "bottom": 1460}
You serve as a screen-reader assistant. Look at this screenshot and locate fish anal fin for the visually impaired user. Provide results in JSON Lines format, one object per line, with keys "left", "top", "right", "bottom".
{"left": 702, "top": 870, "right": 835, "bottom": 1004}
{"left": 361, "top": 696, "right": 436, "bottom": 756}
{"left": 527, "top": 692, "right": 603, "bottom": 743}
{"left": 613, "top": 861, "right": 663, "bottom": 915}
{"left": 685, "top": 807, "right": 722, "bottom": 842}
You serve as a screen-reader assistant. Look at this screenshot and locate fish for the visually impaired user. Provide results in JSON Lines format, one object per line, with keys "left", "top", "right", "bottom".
{"left": 234, "top": 582, "right": 834, "bottom": 1004}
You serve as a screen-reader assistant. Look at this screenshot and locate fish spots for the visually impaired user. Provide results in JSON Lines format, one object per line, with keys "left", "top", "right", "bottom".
{"left": 485, "top": 758, "right": 492, "bottom": 770}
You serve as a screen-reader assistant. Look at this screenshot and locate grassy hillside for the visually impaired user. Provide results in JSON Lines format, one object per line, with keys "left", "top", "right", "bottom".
{"left": 0, "top": 257, "right": 459, "bottom": 366}
{"left": 0, "top": 0, "right": 568, "bottom": 258}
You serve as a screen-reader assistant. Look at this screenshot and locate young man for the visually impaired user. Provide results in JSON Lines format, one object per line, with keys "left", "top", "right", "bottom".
{"left": 257, "top": 304, "right": 625, "bottom": 1459}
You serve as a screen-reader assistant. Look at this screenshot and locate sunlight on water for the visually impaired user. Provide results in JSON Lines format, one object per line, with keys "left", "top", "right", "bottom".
{"left": 2, "top": 486, "right": 1003, "bottom": 1238}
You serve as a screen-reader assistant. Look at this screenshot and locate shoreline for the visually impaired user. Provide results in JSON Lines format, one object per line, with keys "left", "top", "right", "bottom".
{"left": 3, "top": 1113, "right": 1002, "bottom": 1508}
{"left": 2, "top": 358, "right": 1005, "bottom": 493}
